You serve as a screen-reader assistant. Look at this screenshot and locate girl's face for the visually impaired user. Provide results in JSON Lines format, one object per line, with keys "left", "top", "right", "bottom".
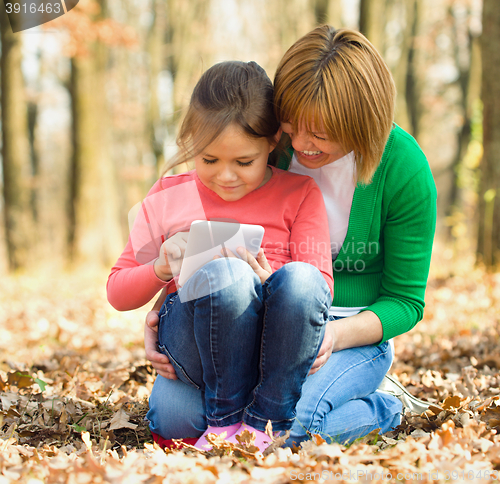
{"left": 281, "top": 121, "right": 348, "bottom": 169}
{"left": 195, "top": 124, "right": 277, "bottom": 202}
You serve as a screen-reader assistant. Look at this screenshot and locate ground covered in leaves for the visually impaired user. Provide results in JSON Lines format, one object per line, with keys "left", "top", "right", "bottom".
{"left": 1, "top": 259, "right": 500, "bottom": 483}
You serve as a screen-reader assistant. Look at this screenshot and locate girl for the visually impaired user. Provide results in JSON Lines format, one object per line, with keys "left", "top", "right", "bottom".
{"left": 107, "top": 61, "right": 333, "bottom": 452}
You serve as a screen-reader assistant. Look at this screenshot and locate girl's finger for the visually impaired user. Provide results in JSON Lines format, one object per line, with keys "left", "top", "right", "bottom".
{"left": 221, "top": 248, "right": 237, "bottom": 258}
{"left": 255, "top": 248, "right": 272, "bottom": 272}
{"left": 236, "top": 247, "right": 260, "bottom": 269}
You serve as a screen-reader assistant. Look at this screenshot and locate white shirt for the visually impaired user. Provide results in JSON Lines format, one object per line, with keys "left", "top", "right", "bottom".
{"left": 289, "top": 151, "right": 356, "bottom": 257}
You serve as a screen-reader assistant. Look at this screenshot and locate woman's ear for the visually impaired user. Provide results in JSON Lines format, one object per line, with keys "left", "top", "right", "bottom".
{"left": 269, "top": 128, "right": 283, "bottom": 152}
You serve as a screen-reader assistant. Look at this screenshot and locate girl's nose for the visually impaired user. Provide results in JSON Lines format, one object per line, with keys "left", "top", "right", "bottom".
{"left": 217, "top": 165, "right": 238, "bottom": 182}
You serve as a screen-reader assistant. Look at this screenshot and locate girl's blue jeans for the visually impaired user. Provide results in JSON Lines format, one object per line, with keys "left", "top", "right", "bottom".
{"left": 146, "top": 257, "right": 402, "bottom": 444}
{"left": 147, "top": 257, "right": 331, "bottom": 432}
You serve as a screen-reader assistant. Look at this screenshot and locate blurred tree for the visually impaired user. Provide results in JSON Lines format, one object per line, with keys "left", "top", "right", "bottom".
{"left": 389, "top": 0, "right": 416, "bottom": 132}
{"left": 166, "top": 0, "right": 211, "bottom": 124}
{"left": 51, "top": 0, "right": 136, "bottom": 266}
{"left": 446, "top": 0, "right": 481, "bottom": 236}
{"left": 359, "top": 0, "right": 387, "bottom": 52}
{"left": 165, "top": 0, "right": 212, "bottom": 173}
{"left": 0, "top": 8, "right": 35, "bottom": 271}
{"left": 477, "top": 0, "right": 500, "bottom": 268}
{"left": 147, "top": 0, "right": 167, "bottom": 175}
{"left": 312, "top": 0, "right": 342, "bottom": 26}
{"left": 404, "top": 0, "right": 423, "bottom": 140}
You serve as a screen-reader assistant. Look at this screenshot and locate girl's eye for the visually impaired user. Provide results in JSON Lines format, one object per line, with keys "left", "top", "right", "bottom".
{"left": 237, "top": 160, "right": 254, "bottom": 167}
{"left": 202, "top": 158, "right": 217, "bottom": 164}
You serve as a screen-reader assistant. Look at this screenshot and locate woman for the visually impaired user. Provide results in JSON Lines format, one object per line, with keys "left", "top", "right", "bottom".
{"left": 145, "top": 26, "right": 437, "bottom": 446}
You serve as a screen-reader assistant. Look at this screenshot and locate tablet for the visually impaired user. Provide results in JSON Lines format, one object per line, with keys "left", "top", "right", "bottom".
{"left": 178, "top": 220, "right": 265, "bottom": 286}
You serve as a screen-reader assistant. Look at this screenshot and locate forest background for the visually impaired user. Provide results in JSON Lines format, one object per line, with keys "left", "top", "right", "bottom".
{"left": 1, "top": 0, "right": 500, "bottom": 482}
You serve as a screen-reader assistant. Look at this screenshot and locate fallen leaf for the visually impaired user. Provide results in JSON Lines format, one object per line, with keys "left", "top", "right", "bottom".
{"left": 108, "top": 408, "right": 138, "bottom": 430}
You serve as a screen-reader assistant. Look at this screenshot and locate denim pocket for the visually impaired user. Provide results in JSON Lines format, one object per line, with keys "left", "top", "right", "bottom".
{"left": 157, "top": 344, "right": 201, "bottom": 390}
{"left": 371, "top": 340, "right": 390, "bottom": 361}
{"left": 159, "top": 291, "right": 179, "bottom": 319}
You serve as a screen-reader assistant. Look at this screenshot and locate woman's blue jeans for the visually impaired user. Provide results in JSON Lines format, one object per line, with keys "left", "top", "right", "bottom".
{"left": 147, "top": 258, "right": 332, "bottom": 432}
{"left": 285, "top": 328, "right": 402, "bottom": 446}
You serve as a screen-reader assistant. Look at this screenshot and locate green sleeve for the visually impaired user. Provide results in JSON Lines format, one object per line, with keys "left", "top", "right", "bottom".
{"left": 364, "top": 164, "right": 437, "bottom": 342}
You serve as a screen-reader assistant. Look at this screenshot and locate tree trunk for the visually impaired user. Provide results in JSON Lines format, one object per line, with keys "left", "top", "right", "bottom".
{"left": 312, "top": 0, "right": 342, "bottom": 27}
{"left": 68, "top": 8, "right": 123, "bottom": 267}
{"left": 359, "top": 0, "right": 387, "bottom": 52}
{"left": 477, "top": 0, "right": 500, "bottom": 268}
{"left": 0, "top": 9, "right": 34, "bottom": 271}
{"left": 147, "top": 0, "right": 167, "bottom": 176}
{"left": 446, "top": 7, "right": 481, "bottom": 239}
{"left": 391, "top": 0, "right": 415, "bottom": 132}
{"left": 405, "top": 0, "right": 422, "bottom": 140}
{"left": 164, "top": 0, "right": 212, "bottom": 173}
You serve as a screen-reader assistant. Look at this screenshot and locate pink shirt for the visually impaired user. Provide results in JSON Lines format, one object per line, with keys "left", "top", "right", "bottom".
{"left": 107, "top": 166, "right": 333, "bottom": 310}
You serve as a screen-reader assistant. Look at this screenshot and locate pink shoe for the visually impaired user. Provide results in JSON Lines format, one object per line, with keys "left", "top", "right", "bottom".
{"left": 226, "top": 423, "right": 272, "bottom": 452}
{"left": 194, "top": 423, "right": 241, "bottom": 451}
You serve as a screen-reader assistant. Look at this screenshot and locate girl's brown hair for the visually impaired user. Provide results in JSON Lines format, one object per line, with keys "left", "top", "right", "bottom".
{"left": 164, "top": 61, "right": 283, "bottom": 175}
{"left": 274, "top": 25, "right": 396, "bottom": 184}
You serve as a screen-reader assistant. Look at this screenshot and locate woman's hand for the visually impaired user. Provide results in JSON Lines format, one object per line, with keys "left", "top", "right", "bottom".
{"left": 309, "top": 321, "right": 335, "bottom": 375}
{"left": 144, "top": 309, "right": 177, "bottom": 380}
{"left": 219, "top": 247, "right": 272, "bottom": 284}
{"left": 154, "top": 232, "right": 189, "bottom": 281}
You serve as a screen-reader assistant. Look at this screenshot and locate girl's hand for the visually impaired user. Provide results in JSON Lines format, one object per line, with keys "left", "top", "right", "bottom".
{"left": 144, "top": 310, "right": 177, "bottom": 380}
{"left": 219, "top": 247, "right": 272, "bottom": 284}
{"left": 309, "top": 322, "right": 335, "bottom": 375}
{"left": 154, "top": 232, "right": 189, "bottom": 281}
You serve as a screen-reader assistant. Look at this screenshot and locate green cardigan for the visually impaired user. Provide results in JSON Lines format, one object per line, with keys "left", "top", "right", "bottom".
{"left": 276, "top": 125, "right": 437, "bottom": 343}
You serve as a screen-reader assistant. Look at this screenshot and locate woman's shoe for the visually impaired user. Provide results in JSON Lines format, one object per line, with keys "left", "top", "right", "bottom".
{"left": 376, "top": 374, "right": 441, "bottom": 415}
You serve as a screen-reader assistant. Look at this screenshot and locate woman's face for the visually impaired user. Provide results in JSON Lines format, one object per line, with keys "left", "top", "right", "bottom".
{"left": 281, "top": 121, "right": 348, "bottom": 169}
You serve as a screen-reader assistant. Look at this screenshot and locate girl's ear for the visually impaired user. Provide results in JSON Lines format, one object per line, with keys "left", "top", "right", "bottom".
{"left": 269, "top": 128, "right": 283, "bottom": 153}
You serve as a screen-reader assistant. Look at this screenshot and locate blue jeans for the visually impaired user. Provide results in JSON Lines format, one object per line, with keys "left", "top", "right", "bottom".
{"left": 147, "top": 257, "right": 332, "bottom": 433}
{"left": 286, "top": 328, "right": 402, "bottom": 446}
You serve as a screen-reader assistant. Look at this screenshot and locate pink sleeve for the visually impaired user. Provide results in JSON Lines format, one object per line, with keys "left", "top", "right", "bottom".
{"left": 289, "top": 180, "right": 334, "bottom": 297}
{"left": 107, "top": 180, "right": 170, "bottom": 311}
{"left": 106, "top": 237, "right": 170, "bottom": 310}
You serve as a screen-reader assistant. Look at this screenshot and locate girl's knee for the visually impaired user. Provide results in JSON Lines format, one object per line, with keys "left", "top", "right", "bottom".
{"left": 180, "top": 257, "right": 258, "bottom": 303}
{"left": 270, "top": 262, "right": 329, "bottom": 304}
{"left": 276, "top": 262, "right": 323, "bottom": 287}
{"left": 204, "top": 258, "right": 260, "bottom": 296}
{"left": 147, "top": 377, "right": 205, "bottom": 439}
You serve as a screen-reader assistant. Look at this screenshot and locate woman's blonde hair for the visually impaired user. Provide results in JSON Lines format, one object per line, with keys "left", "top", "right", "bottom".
{"left": 274, "top": 25, "right": 395, "bottom": 184}
{"left": 162, "top": 61, "right": 283, "bottom": 177}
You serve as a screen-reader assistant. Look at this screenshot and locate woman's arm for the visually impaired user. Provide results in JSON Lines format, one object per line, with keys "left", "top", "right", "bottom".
{"left": 144, "top": 288, "right": 178, "bottom": 379}
{"left": 310, "top": 310, "right": 382, "bottom": 374}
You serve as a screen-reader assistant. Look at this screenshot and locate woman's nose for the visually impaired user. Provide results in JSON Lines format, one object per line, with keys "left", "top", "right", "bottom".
{"left": 289, "top": 129, "right": 313, "bottom": 151}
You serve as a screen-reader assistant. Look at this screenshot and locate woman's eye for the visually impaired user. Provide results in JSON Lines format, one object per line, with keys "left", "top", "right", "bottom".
{"left": 202, "top": 158, "right": 217, "bottom": 164}
{"left": 237, "top": 160, "right": 254, "bottom": 167}
{"left": 313, "top": 134, "right": 327, "bottom": 141}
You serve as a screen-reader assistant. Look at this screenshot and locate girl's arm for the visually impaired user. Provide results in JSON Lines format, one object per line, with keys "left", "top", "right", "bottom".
{"left": 289, "top": 181, "right": 334, "bottom": 296}
{"left": 107, "top": 231, "right": 188, "bottom": 311}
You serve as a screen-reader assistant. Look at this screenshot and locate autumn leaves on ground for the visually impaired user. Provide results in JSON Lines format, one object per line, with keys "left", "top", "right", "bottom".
{"left": 1, "top": 258, "right": 500, "bottom": 483}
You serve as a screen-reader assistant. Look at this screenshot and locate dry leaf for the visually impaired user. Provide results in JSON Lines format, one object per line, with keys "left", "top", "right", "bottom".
{"left": 108, "top": 408, "right": 138, "bottom": 430}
